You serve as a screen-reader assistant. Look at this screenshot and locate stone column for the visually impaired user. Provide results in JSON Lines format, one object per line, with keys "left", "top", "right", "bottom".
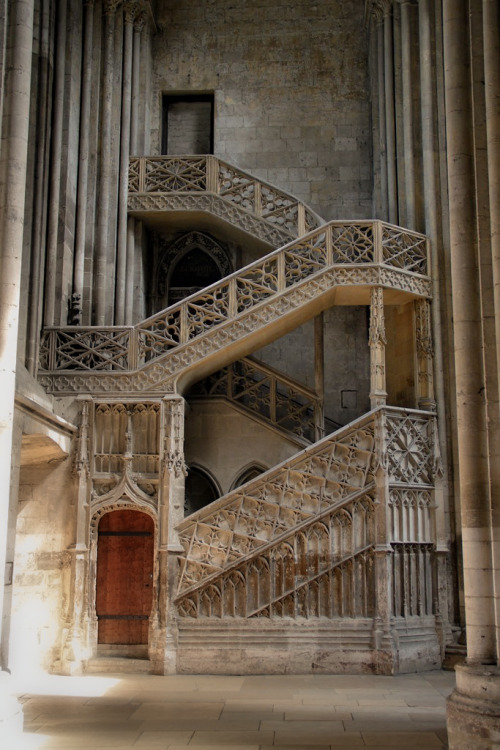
{"left": 373, "top": 6, "right": 388, "bottom": 220}
{"left": 369, "top": 286, "right": 388, "bottom": 409}
{"left": 417, "top": 0, "right": 451, "bottom": 575}
{"left": 43, "top": 0, "right": 67, "bottom": 326}
{"left": 0, "top": 0, "right": 34, "bottom": 727}
{"left": 26, "top": 0, "right": 52, "bottom": 372}
{"left": 483, "top": 0, "right": 500, "bottom": 673}
{"left": 115, "top": 1, "right": 135, "bottom": 325}
{"left": 73, "top": 0, "right": 95, "bottom": 314}
{"left": 443, "top": 0, "right": 500, "bottom": 745}
{"left": 61, "top": 400, "right": 91, "bottom": 675}
{"left": 154, "top": 396, "right": 187, "bottom": 674}
{"left": 94, "top": 0, "right": 120, "bottom": 325}
{"left": 381, "top": 0, "right": 398, "bottom": 224}
{"left": 396, "top": 0, "right": 416, "bottom": 228}
{"left": 124, "top": 7, "right": 146, "bottom": 325}
{"left": 414, "top": 298, "right": 435, "bottom": 411}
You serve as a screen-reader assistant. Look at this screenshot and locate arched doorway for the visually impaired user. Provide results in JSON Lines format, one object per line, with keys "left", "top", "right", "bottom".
{"left": 185, "top": 466, "right": 220, "bottom": 516}
{"left": 96, "top": 510, "right": 154, "bottom": 645}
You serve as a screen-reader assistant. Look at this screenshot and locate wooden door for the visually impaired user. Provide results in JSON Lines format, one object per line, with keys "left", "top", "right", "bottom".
{"left": 96, "top": 510, "right": 154, "bottom": 644}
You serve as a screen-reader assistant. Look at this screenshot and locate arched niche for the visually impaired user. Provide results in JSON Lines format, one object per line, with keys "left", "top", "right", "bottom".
{"left": 230, "top": 463, "right": 268, "bottom": 491}
{"left": 154, "top": 231, "right": 233, "bottom": 311}
{"left": 185, "top": 465, "right": 221, "bottom": 516}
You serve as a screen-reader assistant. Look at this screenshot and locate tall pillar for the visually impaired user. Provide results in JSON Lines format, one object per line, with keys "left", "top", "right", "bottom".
{"left": 43, "top": 0, "right": 67, "bottom": 326}
{"left": 73, "top": 0, "right": 95, "bottom": 316}
{"left": 397, "top": 0, "right": 416, "bottom": 228}
{"left": 94, "top": 0, "right": 120, "bottom": 325}
{"left": 27, "top": 0, "right": 52, "bottom": 372}
{"left": 443, "top": 0, "right": 500, "bottom": 745}
{"left": 483, "top": 0, "right": 500, "bottom": 667}
{"left": 115, "top": 1, "right": 135, "bottom": 325}
{"left": 381, "top": 0, "right": 398, "bottom": 224}
{"left": 154, "top": 396, "right": 187, "bottom": 675}
{"left": 369, "top": 286, "right": 388, "bottom": 409}
{"left": 0, "top": 0, "right": 35, "bottom": 729}
{"left": 124, "top": 7, "right": 146, "bottom": 325}
{"left": 374, "top": 6, "right": 388, "bottom": 220}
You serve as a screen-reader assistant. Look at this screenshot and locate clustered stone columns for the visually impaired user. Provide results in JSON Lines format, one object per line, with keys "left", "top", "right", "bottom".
{"left": 71, "top": 0, "right": 148, "bottom": 326}
{"left": 442, "top": 0, "right": 500, "bottom": 746}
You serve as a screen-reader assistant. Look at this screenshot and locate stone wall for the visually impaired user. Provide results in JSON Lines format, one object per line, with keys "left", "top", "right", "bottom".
{"left": 151, "top": 0, "right": 372, "bottom": 221}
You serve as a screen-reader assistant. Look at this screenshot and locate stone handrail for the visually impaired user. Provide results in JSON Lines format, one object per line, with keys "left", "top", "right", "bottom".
{"left": 174, "top": 407, "right": 438, "bottom": 620}
{"left": 128, "top": 155, "right": 323, "bottom": 240}
{"left": 188, "top": 356, "right": 322, "bottom": 442}
{"left": 39, "top": 221, "right": 430, "bottom": 395}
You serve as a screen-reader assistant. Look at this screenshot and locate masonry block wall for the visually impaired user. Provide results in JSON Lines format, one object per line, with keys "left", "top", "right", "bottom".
{"left": 151, "top": 0, "right": 372, "bottom": 222}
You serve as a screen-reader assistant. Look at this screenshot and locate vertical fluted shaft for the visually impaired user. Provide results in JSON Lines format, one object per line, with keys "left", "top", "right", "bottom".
{"left": 73, "top": 0, "right": 95, "bottom": 312}
{"left": 27, "top": 0, "right": 52, "bottom": 372}
{"left": 115, "top": 3, "right": 134, "bottom": 325}
{"left": 483, "top": 0, "right": 500, "bottom": 666}
{"left": 0, "top": 0, "right": 34, "bottom": 654}
{"left": 375, "top": 11, "right": 388, "bottom": 219}
{"left": 418, "top": 0, "right": 450, "bottom": 526}
{"left": 398, "top": 0, "right": 416, "bottom": 228}
{"left": 43, "top": 0, "right": 67, "bottom": 326}
{"left": 383, "top": 2, "right": 398, "bottom": 224}
{"left": 125, "top": 9, "right": 145, "bottom": 324}
{"left": 94, "top": 0, "right": 119, "bottom": 325}
{"left": 443, "top": 0, "right": 496, "bottom": 665}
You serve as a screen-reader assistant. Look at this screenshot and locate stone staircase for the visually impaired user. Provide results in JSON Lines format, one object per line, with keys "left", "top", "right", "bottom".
{"left": 38, "top": 224, "right": 430, "bottom": 397}
{"left": 45, "top": 159, "right": 446, "bottom": 674}
{"left": 173, "top": 406, "right": 443, "bottom": 674}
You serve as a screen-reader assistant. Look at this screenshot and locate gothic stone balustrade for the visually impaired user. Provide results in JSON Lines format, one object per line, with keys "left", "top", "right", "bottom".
{"left": 38, "top": 221, "right": 430, "bottom": 397}
{"left": 128, "top": 155, "right": 323, "bottom": 246}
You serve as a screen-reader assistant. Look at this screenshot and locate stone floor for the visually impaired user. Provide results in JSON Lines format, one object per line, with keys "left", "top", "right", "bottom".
{"left": 14, "top": 670, "right": 455, "bottom": 750}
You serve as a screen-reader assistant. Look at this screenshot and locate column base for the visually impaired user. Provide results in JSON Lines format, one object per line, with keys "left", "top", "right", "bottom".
{"left": 447, "top": 663, "right": 500, "bottom": 749}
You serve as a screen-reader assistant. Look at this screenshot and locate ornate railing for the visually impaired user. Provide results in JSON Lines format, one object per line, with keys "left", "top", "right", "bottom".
{"left": 188, "top": 356, "right": 324, "bottom": 442}
{"left": 39, "top": 221, "right": 430, "bottom": 393}
{"left": 174, "top": 407, "right": 438, "bottom": 621}
{"left": 128, "top": 155, "right": 322, "bottom": 241}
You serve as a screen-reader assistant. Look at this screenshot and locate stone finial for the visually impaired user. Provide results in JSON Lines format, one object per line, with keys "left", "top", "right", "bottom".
{"left": 370, "top": 0, "right": 392, "bottom": 20}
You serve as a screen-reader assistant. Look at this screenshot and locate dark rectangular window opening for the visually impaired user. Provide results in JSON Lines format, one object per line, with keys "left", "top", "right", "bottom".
{"left": 162, "top": 94, "right": 214, "bottom": 155}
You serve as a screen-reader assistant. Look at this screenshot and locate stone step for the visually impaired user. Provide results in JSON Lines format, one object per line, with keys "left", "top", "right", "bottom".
{"left": 85, "top": 657, "right": 153, "bottom": 675}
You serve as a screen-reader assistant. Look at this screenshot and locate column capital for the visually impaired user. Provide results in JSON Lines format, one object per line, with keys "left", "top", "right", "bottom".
{"left": 83, "top": 0, "right": 95, "bottom": 8}
{"left": 102, "top": 0, "right": 121, "bottom": 16}
{"left": 123, "top": 0, "right": 139, "bottom": 24}
{"left": 134, "top": 5, "right": 148, "bottom": 32}
{"left": 370, "top": 0, "right": 393, "bottom": 19}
